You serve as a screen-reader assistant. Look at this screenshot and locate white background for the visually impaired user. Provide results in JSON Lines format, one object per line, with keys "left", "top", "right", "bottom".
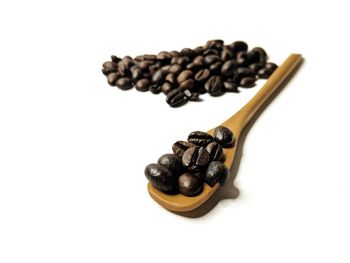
{"left": 1, "top": 0, "right": 349, "bottom": 262}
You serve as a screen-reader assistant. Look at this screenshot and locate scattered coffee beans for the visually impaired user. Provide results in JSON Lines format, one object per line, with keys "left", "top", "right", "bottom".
{"left": 102, "top": 40, "right": 278, "bottom": 107}
{"left": 145, "top": 126, "right": 234, "bottom": 196}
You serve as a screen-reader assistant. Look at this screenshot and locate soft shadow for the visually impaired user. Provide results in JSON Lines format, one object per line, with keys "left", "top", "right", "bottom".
{"left": 173, "top": 58, "right": 304, "bottom": 218}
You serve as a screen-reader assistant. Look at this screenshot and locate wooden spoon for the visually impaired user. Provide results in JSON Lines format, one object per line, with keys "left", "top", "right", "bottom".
{"left": 148, "top": 54, "right": 303, "bottom": 212}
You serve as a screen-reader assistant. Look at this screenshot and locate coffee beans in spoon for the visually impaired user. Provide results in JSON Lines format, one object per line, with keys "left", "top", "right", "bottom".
{"left": 102, "top": 39, "right": 278, "bottom": 107}
{"left": 144, "top": 126, "right": 233, "bottom": 196}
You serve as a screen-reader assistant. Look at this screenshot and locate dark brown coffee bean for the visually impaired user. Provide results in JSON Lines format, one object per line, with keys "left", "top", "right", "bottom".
{"left": 182, "top": 146, "right": 210, "bottom": 173}
{"left": 169, "top": 50, "right": 180, "bottom": 57}
{"left": 180, "top": 48, "right": 196, "bottom": 59}
{"left": 165, "top": 73, "right": 176, "bottom": 84}
{"left": 193, "top": 55, "right": 204, "bottom": 64}
{"left": 194, "top": 69, "right": 210, "bottom": 82}
{"left": 135, "top": 54, "right": 157, "bottom": 61}
{"left": 161, "top": 65, "right": 171, "bottom": 75}
{"left": 156, "top": 52, "right": 172, "bottom": 63}
{"left": 257, "top": 68, "right": 274, "bottom": 79}
{"left": 235, "top": 67, "right": 256, "bottom": 81}
{"left": 251, "top": 47, "right": 267, "bottom": 63}
{"left": 203, "top": 48, "right": 220, "bottom": 56}
{"left": 188, "top": 92, "right": 200, "bottom": 101}
{"left": 131, "top": 67, "right": 143, "bottom": 81}
{"left": 166, "top": 88, "right": 187, "bottom": 107}
{"left": 102, "top": 61, "right": 118, "bottom": 75}
{"left": 161, "top": 82, "right": 174, "bottom": 95}
{"left": 144, "top": 163, "right": 177, "bottom": 193}
{"left": 158, "top": 154, "right": 183, "bottom": 175}
{"left": 221, "top": 60, "right": 236, "bottom": 76}
{"left": 107, "top": 72, "right": 119, "bottom": 86}
{"left": 116, "top": 77, "right": 133, "bottom": 90}
{"left": 221, "top": 47, "right": 234, "bottom": 61}
{"left": 138, "top": 60, "right": 154, "bottom": 71}
{"left": 223, "top": 80, "right": 239, "bottom": 92}
{"left": 186, "top": 62, "right": 203, "bottom": 72}
{"left": 206, "top": 142, "right": 224, "bottom": 162}
{"left": 214, "top": 126, "right": 235, "bottom": 147}
{"left": 249, "top": 63, "right": 265, "bottom": 74}
{"left": 205, "top": 161, "right": 229, "bottom": 186}
{"left": 237, "top": 51, "right": 260, "bottom": 66}
{"left": 171, "top": 56, "right": 190, "bottom": 66}
{"left": 149, "top": 84, "right": 161, "bottom": 94}
{"left": 240, "top": 77, "right": 256, "bottom": 88}
{"left": 209, "top": 61, "right": 223, "bottom": 75}
{"left": 230, "top": 41, "right": 248, "bottom": 54}
{"left": 111, "top": 55, "right": 121, "bottom": 63}
{"left": 179, "top": 79, "right": 195, "bottom": 91}
{"left": 135, "top": 79, "right": 150, "bottom": 92}
{"left": 204, "top": 55, "right": 221, "bottom": 65}
{"left": 188, "top": 131, "right": 214, "bottom": 146}
{"left": 172, "top": 141, "right": 196, "bottom": 158}
{"left": 177, "top": 70, "right": 193, "bottom": 84}
{"left": 169, "top": 64, "right": 182, "bottom": 75}
{"left": 152, "top": 69, "right": 164, "bottom": 84}
{"left": 265, "top": 62, "right": 278, "bottom": 71}
{"left": 205, "top": 76, "right": 223, "bottom": 96}
{"left": 205, "top": 39, "right": 224, "bottom": 50}
{"left": 178, "top": 173, "right": 203, "bottom": 196}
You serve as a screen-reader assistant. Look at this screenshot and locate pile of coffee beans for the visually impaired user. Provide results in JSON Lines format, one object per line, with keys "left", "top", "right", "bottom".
{"left": 102, "top": 40, "right": 278, "bottom": 107}
{"left": 145, "top": 126, "right": 234, "bottom": 196}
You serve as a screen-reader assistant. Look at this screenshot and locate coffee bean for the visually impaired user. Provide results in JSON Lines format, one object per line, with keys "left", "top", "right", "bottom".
{"left": 180, "top": 48, "right": 196, "bottom": 59}
{"left": 135, "top": 79, "right": 150, "bottom": 92}
{"left": 223, "top": 80, "right": 239, "bottom": 92}
{"left": 205, "top": 39, "right": 224, "bottom": 50}
{"left": 265, "top": 62, "right": 278, "bottom": 71}
{"left": 178, "top": 173, "right": 203, "bottom": 196}
{"left": 240, "top": 77, "right": 256, "bottom": 87}
{"left": 194, "top": 46, "right": 204, "bottom": 54}
{"left": 152, "top": 69, "right": 164, "bottom": 84}
{"left": 165, "top": 73, "right": 176, "bottom": 84}
{"left": 116, "top": 77, "right": 133, "bottom": 90}
{"left": 203, "top": 48, "right": 220, "bottom": 56}
{"left": 102, "top": 61, "right": 118, "bottom": 75}
{"left": 188, "top": 131, "right": 214, "bottom": 146}
{"left": 171, "top": 56, "right": 190, "bottom": 66}
{"left": 230, "top": 41, "right": 248, "bottom": 54}
{"left": 178, "top": 79, "right": 195, "bottom": 91}
{"left": 158, "top": 153, "right": 183, "bottom": 175}
{"left": 138, "top": 60, "right": 154, "bottom": 71}
{"left": 237, "top": 51, "right": 260, "bottom": 65}
{"left": 209, "top": 61, "right": 223, "bottom": 75}
{"left": 161, "top": 65, "right": 171, "bottom": 75}
{"left": 194, "top": 68, "right": 210, "bottom": 82}
{"left": 251, "top": 47, "right": 267, "bottom": 63}
{"left": 177, "top": 70, "right": 193, "bottom": 84}
{"left": 186, "top": 62, "right": 203, "bottom": 72}
{"left": 249, "top": 63, "right": 265, "bottom": 74}
{"left": 145, "top": 163, "right": 177, "bottom": 193}
{"left": 235, "top": 67, "right": 256, "bottom": 81}
{"left": 221, "top": 47, "right": 234, "bottom": 61}
{"left": 107, "top": 72, "right": 119, "bottom": 86}
{"left": 257, "top": 68, "right": 274, "bottom": 79}
{"left": 169, "top": 64, "right": 183, "bottom": 75}
{"left": 172, "top": 141, "right": 196, "bottom": 158}
{"left": 205, "top": 161, "right": 229, "bottom": 187}
{"left": 161, "top": 82, "right": 174, "bottom": 95}
{"left": 205, "top": 76, "right": 223, "bottom": 96}
{"left": 111, "top": 55, "right": 121, "bottom": 63}
{"left": 166, "top": 88, "right": 187, "bottom": 107}
{"left": 169, "top": 50, "right": 180, "bottom": 57}
{"left": 221, "top": 60, "right": 236, "bottom": 76}
{"left": 193, "top": 55, "right": 204, "bottom": 64}
{"left": 182, "top": 146, "right": 210, "bottom": 172}
{"left": 131, "top": 67, "right": 143, "bottom": 81}
{"left": 206, "top": 142, "right": 224, "bottom": 161}
{"left": 149, "top": 84, "right": 161, "bottom": 94}
{"left": 156, "top": 52, "right": 172, "bottom": 63}
{"left": 204, "top": 55, "right": 221, "bottom": 65}
{"left": 214, "top": 126, "right": 235, "bottom": 147}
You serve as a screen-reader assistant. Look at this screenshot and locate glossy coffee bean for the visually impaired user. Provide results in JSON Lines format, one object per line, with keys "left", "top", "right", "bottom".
{"left": 204, "top": 55, "right": 221, "bottom": 65}
{"left": 205, "top": 161, "right": 229, "bottom": 186}
{"left": 152, "top": 69, "right": 164, "bottom": 84}
{"left": 240, "top": 77, "right": 256, "bottom": 88}
{"left": 178, "top": 79, "right": 195, "bottom": 91}
{"left": 209, "top": 61, "right": 223, "bottom": 75}
{"left": 194, "top": 69, "right": 210, "bottom": 82}
{"left": 223, "top": 80, "right": 239, "bottom": 92}
{"left": 206, "top": 142, "right": 224, "bottom": 161}
{"left": 171, "top": 56, "right": 190, "bottom": 66}
{"left": 178, "top": 173, "right": 203, "bottom": 196}
{"left": 180, "top": 48, "right": 196, "bottom": 59}
{"left": 169, "top": 64, "right": 182, "bottom": 75}
{"left": 102, "top": 61, "right": 118, "bottom": 74}
{"left": 257, "top": 68, "right": 274, "bottom": 79}
{"left": 221, "top": 60, "right": 236, "bottom": 76}
{"left": 116, "top": 77, "right": 133, "bottom": 90}
{"left": 172, "top": 141, "right": 196, "bottom": 158}
{"left": 249, "top": 63, "right": 265, "bottom": 74}
{"left": 221, "top": 47, "right": 234, "bottom": 61}
{"left": 265, "top": 62, "right": 278, "bottom": 71}
{"left": 144, "top": 163, "right": 177, "bottom": 193}
{"left": 138, "top": 60, "right": 154, "bottom": 71}
{"left": 158, "top": 153, "right": 183, "bottom": 175}
{"left": 235, "top": 67, "right": 256, "bottom": 81}
{"left": 186, "top": 62, "right": 203, "bottom": 72}
{"left": 131, "top": 67, "right": 143, "bottom": 81}
{"left": 188, "top": 131, "right": 214, "bottom": 146}
{"left": 182, "top": 146, "right": 210, "bottom": 172}
{"left": 230, "top": 41, "right": 248, "bottom": 54}
{"left": 161, "top": 82, "right": 174, "bottom": 95}
{"left": 251, "top": 47, "right": 267, "bottom": 63}
{"left": 135, "top": 79, "right": 150, "bottom": 92}
{"left": 193, "top": 55, "right": 204, "bottom": 64}
{"left": 166, "top": 88, "right": 187, "bottom": 107}
{"left": 111, "top": 55, "right": 121, "bottom": 63}
{"left": 205, "top": 39, "right": 224, "bottom": 49}
{"left": 165, "top": 73, "right": 176, "bottom": 84}
{"left": 177, "top": 70, "right": 193, "bottom": 84}
{"left": 214, "top": 126, "right": 235, "bottom": 147}
{"left": 107, "top": 72, "right": 119, "bottom": 86}
{"left": 205, "top": 76, "right": 223, "bottom": 96}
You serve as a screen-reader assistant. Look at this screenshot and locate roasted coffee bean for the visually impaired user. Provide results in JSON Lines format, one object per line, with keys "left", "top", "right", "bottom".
{"left": 186, "top": 62, "right": 203, "bottom": 72}
{"left": 169, "top": 50, "right": 180, "bottom": 57}
{"left": 249, "top": 63, "right": 265, "bottom": 74}
{"left": 188, "top": 131, "right": 214, "bottom": 146}
{"left": 203, "top": 48, "right": 220, "bottom": 56}
{"left": 131, "top": 67, "right": 143, "bottom": 81}
{"left": 172, "top": 141, "right": 196, "bottom": 158}
{"left": 116, "top": 77, "right": 133, "bottom": 90}
{"left": 188, "top": 92, "right": 200, "bottom": 101}
{"left": 135, "top": 54, "right": 157, "bottom": 61}
{"left": 205, "top": 39, "right": 224, "bottom": 49}
{"left": 179, "top": 79, "right": 195, "bottom": 91}
{"left": 165, "top": 73, "right": 176, "bottom": 84}
{"left": 206, "top": 142, "right": 224, "bottom": 162}
{"left": 182, "top": 146, "right": 210, "bottom": 172}
{"left": 161, "top": 82, "right": 174, "bottom": 95}
{"left": 135, "top": 79, "right": 150, "bottom": 92}
{"left": 149, "top": 64, "right": 160, "bottom": 76}
{"left": 194, "top": 46, "right": 204, "bottom": 54}
{"left": 183, "top": 89, "right": 193, "bottom": 98}
{"left": 221, "top": 60, "right": 236, "bottom": 76}
{"left": 237, "top": 51, "right": 260, "bottom": 65}
{"left": 230, "top": 41, "right": 248, "bottom": 54}
{"left": 158, "top": 154, "right": 183, "bottom": 175}
{"left": 171, "top": 56, "right": 190, "bottom": 66}
{"left": 161, "top": 65, "right": 171, "bottom": 75}
{"left": 138, "top": 60, "right": 154, "bottom": 71}
{"left": 194, "top": 68, "right": 211, "bottom": 82}
{"left": 223, "top": 80, "right": 239, "bottom": 92}
{"left": 102, "top": 61, "right": 118, "bottom": 74}
{"left": 257, "top": 68, "right": 274, "bottom": 79}
{"left": 205, "top": 76, "right": 223, "bottom": 96}
{"left": 193, "top": 55, "right": 204, "bottom": 64}
{"left": 156, "top": 52, "right": 172, "bottom": 63}
{"left": 149, "top": 84, "right": 161, "bottom": 94}
{"left": 107, "top": 72, "right": 119, "bottom": 86}
{"left": 144, "top": 163, "right": 177, "bottom": 193}
{"left": 204, "top": 55, "right": 221, "bottom": 65}
{"left": 205, "top": 161, "right": 229, "bottom": 186}
{"left": 240, "top": 77, "right": 256, "bottom": 88}
{"left": 166, "top": 88, "right": 187, "bottom": 107}
{"left": 178, "top": 173, "right": 203, "bottom": 196}
{"left": 251, "top": 47, "right": 267, "bottom": 63}
{"left": 152, "top": 69, "right": 164, "bottom": 84}
{"left": 221, "top": 47, "right": 234, "bottom": 61}
{"left": 169, "top": 64, "right": 182, "bottom": 75}
{"left": 111, "top": 55, "right": 121, "bottom": 63}
{"left": 265, "top": 62, "right": 278, "bottom": 71}
{"left": 177, "top": 70, "right": 193, "bottom": 84}
{"left": 214, "top": 126, "right": 235, "bottom": 147}
{"left": 180, "top": 48, "right": 196, "bottom": 59}
{"left": 235, "top": 67, "right": 256, "bottom": 81}
{"left": 209, "top": 61, "right": 223, "bottom": 75}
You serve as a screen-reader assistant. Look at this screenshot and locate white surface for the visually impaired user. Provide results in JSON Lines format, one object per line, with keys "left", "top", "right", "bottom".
{"left": 0, "top": 0, "right": 349, "bottom": 262}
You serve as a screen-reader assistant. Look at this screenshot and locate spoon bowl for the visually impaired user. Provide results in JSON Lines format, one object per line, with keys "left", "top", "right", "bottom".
{"left": 148, "top": 54, "right": 303, "bottom": 212}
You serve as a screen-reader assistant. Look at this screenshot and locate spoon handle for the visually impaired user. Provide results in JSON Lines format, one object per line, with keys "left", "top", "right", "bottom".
{"left": 229, "top": 54, "right": 303, "bottom": 130}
